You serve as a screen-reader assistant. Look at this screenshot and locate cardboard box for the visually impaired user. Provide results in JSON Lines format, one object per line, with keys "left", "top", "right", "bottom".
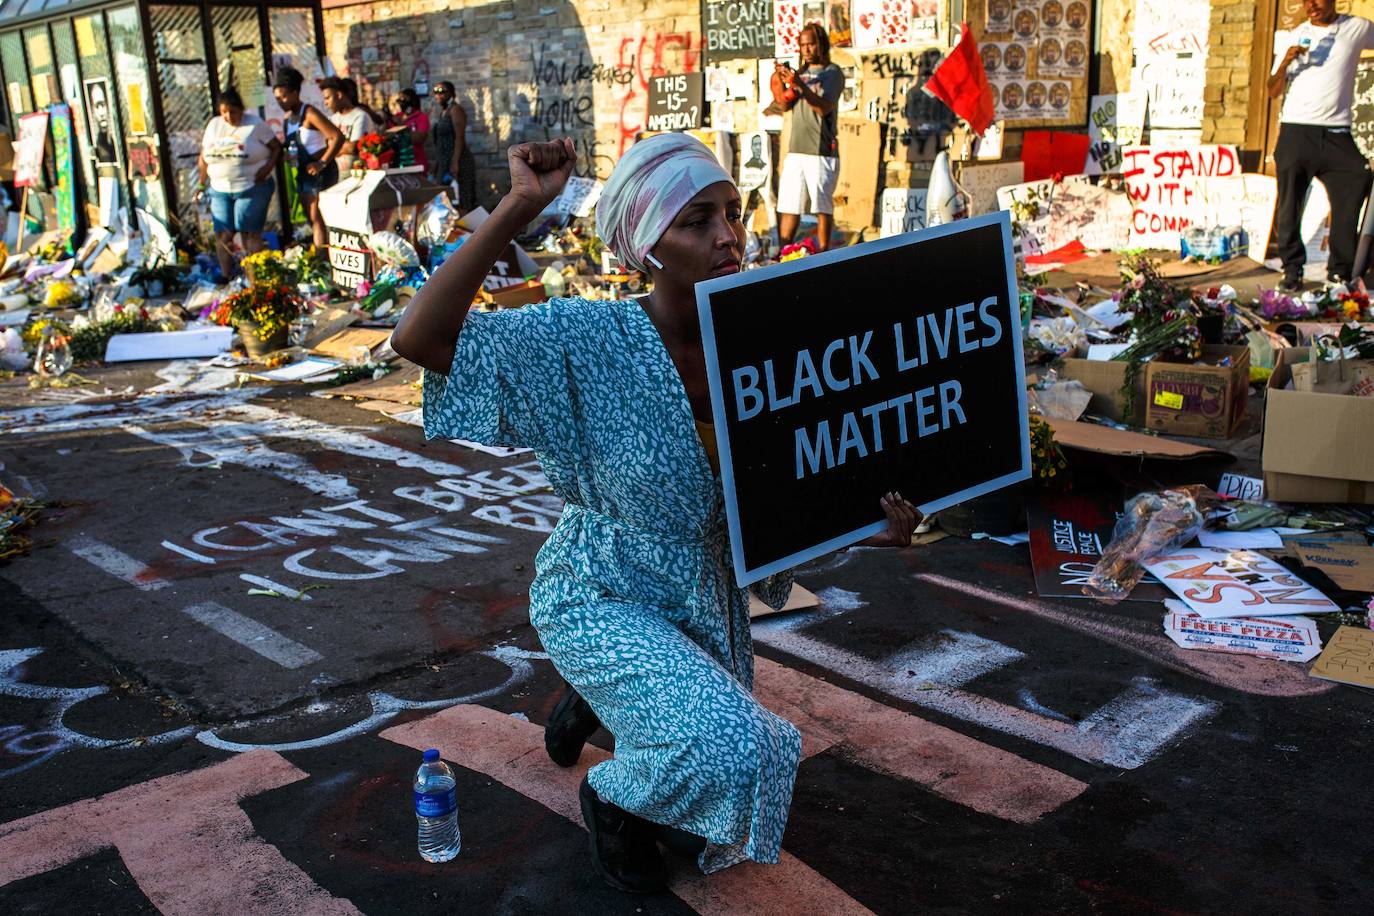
{"left": 1056, "top": 355, "right": 1146, "bottom": 425}
{"left": 479, "top": 279, "right": 546, "bottom": 310}
{"left": 1263, "top": 347, "right": 1374, "bottom": 504}
{"left": 1144, "top": 345, "right": 1250, "bottom": 439}
{"left": 832, "top": 117, "right": 881, "bottom": 229}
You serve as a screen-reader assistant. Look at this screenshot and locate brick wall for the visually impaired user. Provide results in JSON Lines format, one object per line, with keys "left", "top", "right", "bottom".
{"left": 324, "top": 0, "right": 705, "bottom": 209}
{"left": 1200, "top": 0, "right": 1256, "bottom": 146}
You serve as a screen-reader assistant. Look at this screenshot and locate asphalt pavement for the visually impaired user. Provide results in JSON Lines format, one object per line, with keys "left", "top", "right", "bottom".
{"left": 1, "top": 367, "right": 1371, "bottom": 915}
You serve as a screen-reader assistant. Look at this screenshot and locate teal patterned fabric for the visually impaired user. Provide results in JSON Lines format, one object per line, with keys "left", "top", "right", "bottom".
{"left": 423, "top": 297, "right": 801, "bottom": 872}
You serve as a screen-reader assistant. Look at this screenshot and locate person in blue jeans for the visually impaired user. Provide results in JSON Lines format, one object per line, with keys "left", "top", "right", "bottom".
{"left": 197, "top": 88, "right": 282, "bottom": 279}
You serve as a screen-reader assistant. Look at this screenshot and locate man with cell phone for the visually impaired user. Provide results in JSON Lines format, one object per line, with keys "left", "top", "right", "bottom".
{"left": 1267, "top": 0, "right": 1374, "bottom": 291}
{"left": 775, "top": 23, "right": 844, "bottom": 251}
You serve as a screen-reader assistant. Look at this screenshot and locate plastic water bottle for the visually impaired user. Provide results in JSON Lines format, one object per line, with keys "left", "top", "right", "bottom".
{"left": 414, "top": 748, "right": 460, "bottom": 862}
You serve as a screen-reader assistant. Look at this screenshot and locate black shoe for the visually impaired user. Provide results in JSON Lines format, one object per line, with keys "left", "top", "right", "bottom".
{"left": 578, "top": 775, "right": 669, "bottom": 894}
{"left": 1279, "top": 273, "right": 1303, "bottom": 293}
{"left": 544, "top": 685, "right": 603, "bottom": 767}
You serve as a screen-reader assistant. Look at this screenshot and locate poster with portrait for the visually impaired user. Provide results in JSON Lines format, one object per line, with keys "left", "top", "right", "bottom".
{"left": 999, "top": 81, "right": 1026, "bottom": 119}
{"left": 985, "top": 42, "right": 1028, "bottom": 85}
{"left": 1061, "top": 35, "right": 1088, "bottom": 78}
{"left": 1012, "top": 5, "right": 1039, "bottom": 42}
{"left": 82, "top": 77, "right": 119, "bottom": 167}
{"left": 1037, "top": 36, "right": 1064, "bottom": 77}
{"left": 738, "top": 130, "right": 772, "bottom": 191}
{"left": 986, "top": 0, "right": 1013, "bottom": 33}
{"left": 1039, "top": 0, "right": 1065, "bottom": 37}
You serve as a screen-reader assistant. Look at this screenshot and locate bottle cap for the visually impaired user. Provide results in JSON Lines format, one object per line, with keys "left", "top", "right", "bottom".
{"left": 423, "top": 748, "right": 440, "bottom": 762}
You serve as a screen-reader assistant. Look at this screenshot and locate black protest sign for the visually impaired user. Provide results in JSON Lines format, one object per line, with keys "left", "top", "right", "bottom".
{"left": 698, "top": 213, "right": 1030, "bottom": 586}
{"left": 1026, "top": 491, "right": 1171, "bottom": 602}
{"left": 703, "top": 0, "right": 775, "bottom": 62}
{"left": 1354, "top": 59, "right": 1374, "bottom": 159}
{"left": 327, "top": 227, "right": 371, "bottom": 290}
{"left": 646, "top": 73, "right": 705, "bottom": 132}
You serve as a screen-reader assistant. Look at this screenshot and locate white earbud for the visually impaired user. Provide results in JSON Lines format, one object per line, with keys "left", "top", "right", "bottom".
{"left": 645, "top": 253, "right": 665, "bottom": 270}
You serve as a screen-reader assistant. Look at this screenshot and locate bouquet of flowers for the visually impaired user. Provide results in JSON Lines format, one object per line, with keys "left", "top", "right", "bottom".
{"left": 1028, "top": 415, "right": 1068, "bottom": 488}
{"left": 1318, "top": 284, "right": 1371, "bottom": 322}
{"left": 357, "top": 132, "right": 394, "bottom": 170}
{"left": 1257, "top": 286, "right": 1309, "bottom": 321}
{"left": 210, "top": 284, "right": 303, "bottom": 342}
{"left": 1085, "top": 486, "right": 1210, "bottom": 604}
{"left": 241, "top": 249, "right": 292, "bottom": 288}
{"left": 283, "top": 245, "right": 330, "bottom": 290}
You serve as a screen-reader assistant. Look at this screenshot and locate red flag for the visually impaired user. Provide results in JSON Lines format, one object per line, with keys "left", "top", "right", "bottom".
{"left": 924, "top": 22, "right": 996, "bottom": 135}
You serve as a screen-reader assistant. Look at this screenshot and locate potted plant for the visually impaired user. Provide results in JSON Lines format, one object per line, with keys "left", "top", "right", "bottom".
{"left": 211, "top": 284, "right": 303, "bottom": 357}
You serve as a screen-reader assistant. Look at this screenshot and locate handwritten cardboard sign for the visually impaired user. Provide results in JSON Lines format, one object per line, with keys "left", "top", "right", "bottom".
{"left": 1121, "top": 145, "right": 1241, "bottom": 248}
{"left": 1163, "top": 601, "right": 1323, "bottom": 663}
{"left": 13, "top": 111, "right": 48, "bottom": 188}
{"left": 697, "top": 212, "right": 1027, "bottom": 585}
{"left": 879, "top": 188, "right": 928, "bottom": 237}
{"left": 704, "top": 0, "right": 776, "bottom": 62}
{"left": 1309, "top": 626, "right": 1374, "bottom": 690}
{"left": 1144, "top": 548, "right": 1340, "bottom": 619}
{"left": 1217, "top": 473, "right": 1264, "bottom": 501}
{"left": 1083, "top": 92, "right": 1144, "bottom": 175}
{"left": 647, "top": 73, "right": 705, "bottom": 132}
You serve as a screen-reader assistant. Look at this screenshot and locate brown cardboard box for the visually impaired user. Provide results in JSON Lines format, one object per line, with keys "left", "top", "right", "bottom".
{"left": 1056, "top": 356, "right": 1145, "bottom": 425}
{"left": 833, "top": 118, "right": 882, "bottom": 230}
{"left": 1263, "top": 347, "right": 1374, "bottom": 504}
{"left": 1144, "top": 345, "right": 1250, "bottom": 439}
{"left": 479, "top": 280, "right": 546, "bottom": 310}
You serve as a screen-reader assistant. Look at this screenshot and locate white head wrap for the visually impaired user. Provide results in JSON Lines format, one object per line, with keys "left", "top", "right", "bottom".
{"left": 595, "top": 133, "right": 734, "bottom": 272}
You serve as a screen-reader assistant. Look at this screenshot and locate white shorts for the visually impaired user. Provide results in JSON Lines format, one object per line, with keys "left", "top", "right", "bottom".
{"left": 778, "top": 153, "right": 839, "bottom": 216}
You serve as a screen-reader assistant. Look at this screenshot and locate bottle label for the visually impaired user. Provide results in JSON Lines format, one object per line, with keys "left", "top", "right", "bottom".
{"left": 415, "top": 788, "right": 457, "bottom": 817}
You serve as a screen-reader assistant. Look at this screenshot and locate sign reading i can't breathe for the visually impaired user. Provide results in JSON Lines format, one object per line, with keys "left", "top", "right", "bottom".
{"left": 697, "top": 212, "right": 1030, "bottom": 586}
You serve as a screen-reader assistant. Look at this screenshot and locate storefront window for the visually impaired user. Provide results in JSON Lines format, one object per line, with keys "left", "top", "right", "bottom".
{"left": 106, "top": 5, "right": 167, "bottom": 226}
{"left": 149, "top": 4, "right": 213, "bottom": 233}
{"left": 211, "top": 4, "right": 264, "bottom": 112}
{"left": 0, "top": 31, "right": 32, "bottom": 122}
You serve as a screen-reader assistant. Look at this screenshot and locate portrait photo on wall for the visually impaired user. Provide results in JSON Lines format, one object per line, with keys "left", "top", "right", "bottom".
{"left": 82, "top": 77, "right": 119, "bottom": 167}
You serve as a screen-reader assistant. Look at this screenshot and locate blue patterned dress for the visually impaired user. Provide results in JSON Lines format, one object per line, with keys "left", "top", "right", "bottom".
{"left": 422, "top": 296, "right": 802, "bottom": 873}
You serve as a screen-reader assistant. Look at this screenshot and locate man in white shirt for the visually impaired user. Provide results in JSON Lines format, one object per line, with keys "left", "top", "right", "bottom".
{"left": 1268, "top": 0, "right": 1374, "bottom": 290}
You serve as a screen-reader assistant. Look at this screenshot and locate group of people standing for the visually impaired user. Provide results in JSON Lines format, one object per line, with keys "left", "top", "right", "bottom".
{"left": 196, "top": 69, "right": 473, "bottom": 280}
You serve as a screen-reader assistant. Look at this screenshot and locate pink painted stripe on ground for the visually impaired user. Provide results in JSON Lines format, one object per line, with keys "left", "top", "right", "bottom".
{"left": 0, "top": 749, "right": 361, "bottom": 915}
{"left": 753, "top": 657, "right": 1087, "bottom": 823}
{"left": 381, "top": 704, "right": 873, "bottom": 916}
{"left": 917, "top": 573, "right": 1334, "bottom": 698}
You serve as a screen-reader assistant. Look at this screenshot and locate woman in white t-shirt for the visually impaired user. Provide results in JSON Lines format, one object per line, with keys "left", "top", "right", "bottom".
{"left": 197, "top": 88, "right": 282, "bottom": 280}
{"left": 321, "top": 76, "right": 369, "bottom": 176}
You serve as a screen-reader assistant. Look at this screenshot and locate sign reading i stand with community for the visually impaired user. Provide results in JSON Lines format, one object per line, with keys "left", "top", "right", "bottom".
{"left": 697, "top": 212, "right": 1030, "bottom": 586}
{"left": 646, "top": 73, "right": 705, "bottom": 132}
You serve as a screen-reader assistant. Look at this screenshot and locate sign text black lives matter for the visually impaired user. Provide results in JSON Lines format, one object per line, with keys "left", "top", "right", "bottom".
{"left": 697, "top": 212, "right": 1030, "bottom": 586}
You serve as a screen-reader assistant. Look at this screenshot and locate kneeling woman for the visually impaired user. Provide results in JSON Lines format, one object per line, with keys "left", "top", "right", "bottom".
{"left": 391, "top": 134, "right": 918, "bottom": 891}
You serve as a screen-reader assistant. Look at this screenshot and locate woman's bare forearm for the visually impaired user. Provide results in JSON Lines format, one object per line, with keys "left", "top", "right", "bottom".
{"left": 390, "top": 195, "right": 538, "bottom": 372}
